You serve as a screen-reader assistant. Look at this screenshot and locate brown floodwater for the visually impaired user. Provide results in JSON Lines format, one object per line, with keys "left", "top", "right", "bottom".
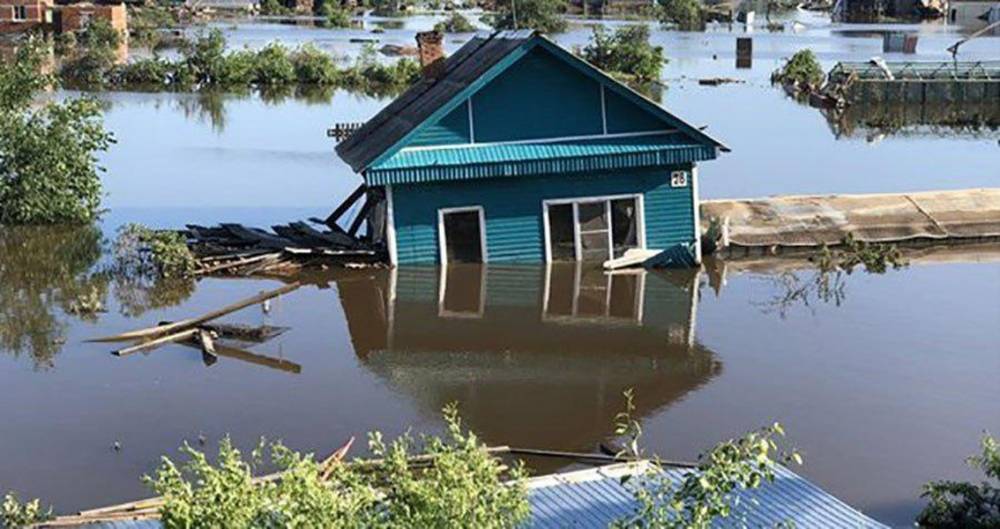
{"left": 0, "top": 224, "right": 997, "bottom": 527}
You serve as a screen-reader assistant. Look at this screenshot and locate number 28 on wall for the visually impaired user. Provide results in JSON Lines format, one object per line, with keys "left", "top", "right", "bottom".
{"left": 670, "top": 171, "right": 689, "bottom": 188}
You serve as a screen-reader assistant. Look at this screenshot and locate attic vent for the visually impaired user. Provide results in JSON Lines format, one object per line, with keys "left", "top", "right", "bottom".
{"left": 328, "top": 122, "right": 364, "bottom": 142}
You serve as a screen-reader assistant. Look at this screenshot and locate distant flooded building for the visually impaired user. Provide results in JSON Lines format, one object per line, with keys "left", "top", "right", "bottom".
{"left": 0, "top": 0, "right": 52, "bottom": 33}
{"left": 0, "top": 0, "right": 127, "bottom": 40}
{"left": 335, "top": 30, "right": 726, "bottom": 267}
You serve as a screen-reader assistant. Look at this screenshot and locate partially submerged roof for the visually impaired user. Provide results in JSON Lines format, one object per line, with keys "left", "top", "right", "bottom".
{"left": 336, "top": 30, "right": 726, "bottom": 183}
{"left": 68, "top": 462, "right": 889, "bottom": 529}
{"left": 526, "top": 462, "right": 889, "bottom": 528}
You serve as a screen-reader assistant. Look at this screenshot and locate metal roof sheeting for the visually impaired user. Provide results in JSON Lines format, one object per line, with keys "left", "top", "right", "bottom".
{"left": 525, "top": 462, "right": 889, "bottom": 529}
{"left": 56, "top": 462, "right": 887, "bottom": 529}
{"left": 366, "top": 135, "right": 718, "bottom": 186}
{"left": 335, "top": 30, "right": 535, "bottom": 172}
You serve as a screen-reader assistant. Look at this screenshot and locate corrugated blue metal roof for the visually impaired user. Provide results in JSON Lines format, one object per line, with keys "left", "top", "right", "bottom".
{"left": 366, "top": 134, "right": 718, "bottom": 186}
{"left": 525, "top": 462, "right": 888, "bottom": 529}
{"left": 61, "top": 462, "right": 886, "bottom": 529}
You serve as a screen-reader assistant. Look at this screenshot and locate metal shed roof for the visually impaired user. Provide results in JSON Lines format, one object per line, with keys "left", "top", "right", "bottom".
{"left": 525, "top": 462, "right": 889, "bottom": 529}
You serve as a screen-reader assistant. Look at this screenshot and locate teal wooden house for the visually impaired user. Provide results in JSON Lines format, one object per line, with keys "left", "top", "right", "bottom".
{"left": 335, "top": 30, "right": 726, "bottom": 266}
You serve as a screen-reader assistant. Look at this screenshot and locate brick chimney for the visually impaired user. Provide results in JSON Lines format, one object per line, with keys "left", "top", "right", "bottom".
{"left": 415, "top": 30, "right": 445, "bottom": 78}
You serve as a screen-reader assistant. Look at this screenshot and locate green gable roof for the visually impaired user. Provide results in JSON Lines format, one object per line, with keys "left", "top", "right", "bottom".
{"left": 335, "top": 30, "right": 727, "bottom": 183}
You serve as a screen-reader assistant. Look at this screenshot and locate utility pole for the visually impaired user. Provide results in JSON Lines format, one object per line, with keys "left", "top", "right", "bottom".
{"left": 512, "top": 0, "right": 518, "bottom": 29}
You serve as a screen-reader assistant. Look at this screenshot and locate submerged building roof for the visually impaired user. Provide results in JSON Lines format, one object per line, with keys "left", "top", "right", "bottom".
{"left": 335, "top": 30, "right": 726, "bottom": 179}
{"left": 525, "top": 462, "right": 889, "bottom": 529}
{"left": 76, "top": 462, "right": 888, "bottom": 529}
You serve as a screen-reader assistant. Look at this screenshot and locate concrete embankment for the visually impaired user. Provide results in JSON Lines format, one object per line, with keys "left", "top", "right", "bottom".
{"left": 701, "top": 188, "right": 1000, "bottom": 258}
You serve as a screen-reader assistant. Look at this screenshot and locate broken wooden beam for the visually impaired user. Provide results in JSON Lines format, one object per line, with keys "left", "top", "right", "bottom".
{"left": 324, "top": 184, "right": 367, "bottom": 230}
{"left": 112, "top": 329, "right": 199, "bottom": 357}
{"left": 90, "top": 282, "right": 301, "bottom": 343}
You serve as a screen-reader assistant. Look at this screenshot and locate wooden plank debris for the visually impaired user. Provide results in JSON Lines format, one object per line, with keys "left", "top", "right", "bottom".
{"left": 112, "top": 329, "right": 199, "bottom": 357}
{"left": 91, "top": 282, "right": 301, "bottom": 343}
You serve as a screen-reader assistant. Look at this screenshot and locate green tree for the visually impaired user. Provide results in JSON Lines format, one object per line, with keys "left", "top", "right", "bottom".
{"left": 1, "top": 42, "right": 115, "bottom": 225}
{"left": 486, "top": 0, "right": 568, "bottom": 33}
{"left": 919, "top": 433, "right": 1000, "bottom": 529}
{"left": 658, "top": 0, "right": 704, "bottom": 31}
{"left": 580, "top": 25, "right": 665, "bottom": 83}
{"left": 771, "top": 49, "right": 824, "bottom": 88}
{"left": 59, "top": 18, "right": 122, "bottom": 87}
{"left": 434, "top": 12, "right": 476, "bottom": 33}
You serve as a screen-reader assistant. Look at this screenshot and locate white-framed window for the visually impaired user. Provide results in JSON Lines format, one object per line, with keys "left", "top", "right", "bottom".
{"left": 437, "top": 206, "right": 487, "bottom": 264}
{"left": 670, "top": 170, "right": 689, "bottom": 188}
{"left": 542, "top": 193, "right": 645, "bottom": 263}
{"left": 12, "top": 5, "right": 28, "bottom": 21}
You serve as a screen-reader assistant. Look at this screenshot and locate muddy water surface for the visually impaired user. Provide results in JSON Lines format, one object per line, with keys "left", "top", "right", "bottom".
{"left": 2, "top": 12, "right": 998, "bottom": 527}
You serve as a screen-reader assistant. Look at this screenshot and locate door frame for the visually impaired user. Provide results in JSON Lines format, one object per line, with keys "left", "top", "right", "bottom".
{"left": 438, "top": 205, "right": 488, "bottom": 265}
{"left": 542, "top": 193, "right": 646, "bottom": 263}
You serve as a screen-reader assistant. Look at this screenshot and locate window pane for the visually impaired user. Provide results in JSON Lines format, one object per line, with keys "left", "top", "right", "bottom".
{"left": 547, "top": 204, "right": 575, "bottom": 261}
{"left": 577, "top": 202, "right": 607, "bottom": 232}
{"left": 580, "top": 232, "right": 609, "bottom": 261}
{"left": 611, "top": 198, "right": 638, "bottom": 258}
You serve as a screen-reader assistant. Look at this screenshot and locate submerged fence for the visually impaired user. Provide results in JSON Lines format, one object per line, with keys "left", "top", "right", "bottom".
{"left": 827, "top": 61, "right": 1000, "bottom": 104}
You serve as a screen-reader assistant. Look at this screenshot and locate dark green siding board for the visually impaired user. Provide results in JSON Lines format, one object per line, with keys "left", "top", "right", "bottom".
{"left": 605, "top": 89, "right": 668, "bottom": 134}
{"left": 391, "top": 168, "right": 696, "bottom": 264}
{"left": 471, "top": 47, "right": 604, "bottom": 143}
{"left": 409, "top": 104, "right": 471, "bottom": 147}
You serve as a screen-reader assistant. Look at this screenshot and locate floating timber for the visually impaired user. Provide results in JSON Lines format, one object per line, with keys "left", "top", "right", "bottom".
{"left": 826, "top": 60, "right": 1000, "bottom": 105}
{"left": 702, "top": 188, "right": 1000, "bottom": 257}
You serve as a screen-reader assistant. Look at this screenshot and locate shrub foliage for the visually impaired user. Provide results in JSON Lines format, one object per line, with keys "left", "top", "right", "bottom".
{"left": 580, "top": 25, "right": 665, "bottom": 83}
{"left": 145, "top": 404, "right": 530, "bottom": 528}
{"left": 0, "top": 40, "right": 114, "bottom": 225}
{"left": 919, "top": 434, "right": 1000, "bottom": 529}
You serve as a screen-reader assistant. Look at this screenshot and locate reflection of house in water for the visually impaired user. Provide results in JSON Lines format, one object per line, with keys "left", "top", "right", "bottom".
{"left": 336, "top": 265, "right": 720, "bottom": 465}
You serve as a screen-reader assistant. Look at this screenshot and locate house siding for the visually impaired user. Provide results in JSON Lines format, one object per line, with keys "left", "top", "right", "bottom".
{"left": 391, "top": 167, "right": 695, "bottom": 264}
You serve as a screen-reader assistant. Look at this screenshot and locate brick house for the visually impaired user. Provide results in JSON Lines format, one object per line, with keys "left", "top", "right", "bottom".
{"left": 0, "top": 0, "right": 54, "bottom": 33}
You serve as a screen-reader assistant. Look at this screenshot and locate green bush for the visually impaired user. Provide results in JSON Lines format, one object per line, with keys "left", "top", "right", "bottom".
{"left": 772, "top": 49, "right": 824, "bottom": 88}
{"left": 486, "top": 0, "right": 567, "bottom": 33}
{"left": 145, "top": 405, "right": 530, "bottom": 528}
{"left": 218, "top": 48, "right": 259, "bottom": 87}
{"left": 291, "top": 44, "right": 339, "bottom": 85}
{"left": 59, "top": 18, "right": 122, "bottom": 87}
{"left": 434, "top": 12, "right": 476, "bottom": 33}
{"left": 658, "top": 0, "right": 704, "bottom": 31}
{"left": 253, "top": 43, "right": 297, "bottom": 86}
{"left": 611, "top": 390, "right": 802, "bottom": 529}
{"left": 580, "top": 25, "right": 665, "bottom": 83}
{"left": 1, "top": 492, "right": 51, "bottom": 528}
{"left": 112, "top": 224, "right": 197, "bottom": 279}
{"left": 317, "top": 0, "right": 353, "bottom": 27}
{"left": 1, "top": 43, "right": 114, "bottom": 226}
{"left": 113, "top": 57, "right": 173, "bottom": 87}
{"left": 919, "top": 434, "right": 1000, "bottom": 529}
